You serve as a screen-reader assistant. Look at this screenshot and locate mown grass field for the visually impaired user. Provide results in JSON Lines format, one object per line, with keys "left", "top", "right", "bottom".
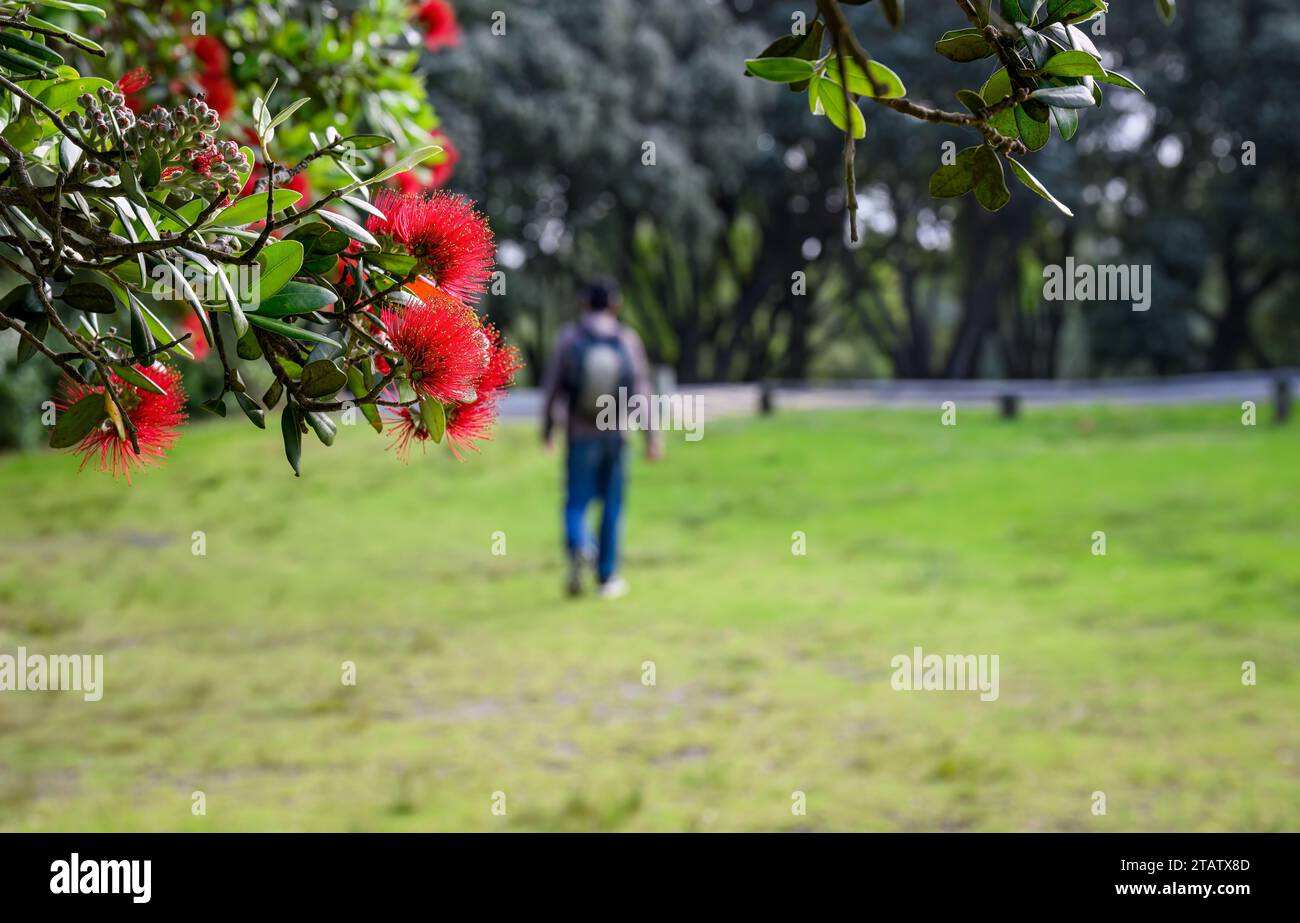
{"left": 0, "top": 404, "right": 1297, "bottom": 831}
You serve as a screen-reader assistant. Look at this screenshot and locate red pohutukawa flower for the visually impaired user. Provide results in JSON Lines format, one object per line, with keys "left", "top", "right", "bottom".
{"left": 415, "top": 0, "right": 461, "bottom": 52}
{"left": 384, "top": 402, "right": 432, "bottom": 463}
{"left": 427, "top": 130, "right": 459, "bottom": 187}
{"left": 368, "top": 190, "right": 495, "bottom": 304}
{"left": 186, "top": 35, "right": 235, "bottom": 117}
{"left": 55, "top": 364, "right": 187, "bottom": 482}
{"left": 381, "top": 285, "right": 489, "bottom": 403}
{"left": 445, "top": 325, "right": 523, "bottom": 461}
{"left": 116, "top": 67, "right": 151, "bottom": 96}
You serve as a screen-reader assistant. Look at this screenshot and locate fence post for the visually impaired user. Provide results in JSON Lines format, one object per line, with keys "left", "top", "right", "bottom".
{"left": 999, "top": 393, "right": 1020, "bottom": 420}
{"left": 1275, "top": 376, "right": 1292, "bottom": 425}
{"left": 759, "top": 380, "right": 775, "bottom": 416}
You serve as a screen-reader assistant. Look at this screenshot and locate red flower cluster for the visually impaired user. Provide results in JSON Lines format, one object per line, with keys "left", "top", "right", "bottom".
{"left": 56, "top": 364, "right": 187, "bottom": 482}
{"left": 188, "top": 36, "right": 235, "bottom": 117}
{"left": 367, "top": 191, "right": 495, "bottom": 305}
{"left": 385, "top": 405, "right": 430, "bottom": 462}
{"left": 415, "top": 0, "right": 461, "bottom": 52}
{"left": 382, "top": 284, "right": 489, "bottom": 404}
{"left": 382, "top": 279, "right": 521, "bottom": 462}
{"left": 117, "top": 67, "right": 153, "bottom": 113}
{"left": 445, "top": 324, "right": 522, "bottom": 460}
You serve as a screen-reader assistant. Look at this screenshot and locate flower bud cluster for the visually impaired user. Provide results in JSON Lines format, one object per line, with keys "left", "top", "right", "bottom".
{"left": 67, "top": 89, "right": 248, "bottom": 200}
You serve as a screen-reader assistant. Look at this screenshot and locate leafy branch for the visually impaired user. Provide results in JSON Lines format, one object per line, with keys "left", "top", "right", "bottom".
{"left": 747, "top": 0, "right": 1173, "bottom": 220}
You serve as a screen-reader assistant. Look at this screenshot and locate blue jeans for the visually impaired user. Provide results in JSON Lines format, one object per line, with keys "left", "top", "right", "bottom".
{"left": 564, "top": 438, "right": 626, "bottom": 583}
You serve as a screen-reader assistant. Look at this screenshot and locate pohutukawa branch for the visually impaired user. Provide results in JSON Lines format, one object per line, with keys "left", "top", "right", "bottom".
{"left": 747, "top": 0, "right": 1172, "bottom": 229}
{"left": 0, "top": 1, "right": 519, "bottom": 479}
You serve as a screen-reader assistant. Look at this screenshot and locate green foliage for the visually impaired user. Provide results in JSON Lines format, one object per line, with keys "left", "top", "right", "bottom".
{"left": 0, "top": 0, "right": 492, "bottom": 471}
{"left": 78, "top": 0, "right": 443, "bottom": 191}
{"left": 749, "top": 0, "right": 1166, "bottom": 215}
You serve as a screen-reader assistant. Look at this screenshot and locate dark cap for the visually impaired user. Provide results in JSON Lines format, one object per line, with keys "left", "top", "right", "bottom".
{"left": 581, "top": 278, "right": 620, "bottom": 311}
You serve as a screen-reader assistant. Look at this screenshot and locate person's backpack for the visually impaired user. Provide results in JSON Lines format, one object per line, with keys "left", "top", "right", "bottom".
{"left": 564, "top": 325, "right": 634, "bottom": 424}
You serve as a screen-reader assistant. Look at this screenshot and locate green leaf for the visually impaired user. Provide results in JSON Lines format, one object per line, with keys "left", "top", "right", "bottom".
{"left": 319, "top": 210, "right": 378, "bottom": 249}
{"left": 132, "top": 296, "right": 192, "bottom": 360}
{"left": 31, "top": 0, "right": 107, "bottom": 17}
{"left": 236, "top": 146, "right": 255, "bottom": 194}
{"left": 346, "top": 366, "right": 383, "bottom": 433}
{"left": 1000, "top": 0, "right": 1030, "bottom": 25}
{"left": 980, "top": 67, "right": 1014, "bottom": 107}
{"left": 1156, "top": 0, "right": 1176, "bottom": 23}
{"left": 1014, "top": 105, "right": 1051, "bottom": 151}
{"left": 200, "top": 395, "right": 226, "bottom": 417}
{"left": 16, "top": 314, "right": 48, "bottom": 364}
{"left": 971, "top": 145, "right": 1011, "bottom": 212}
{"left": 265, "top": 96, "right": 311, "bottom": 135}
{"left": 117, "top": 160, "right": 150, "bottom": 211}
{"left": 111, "top": 363, "right": 167, "bottom": 395}
{"left": 280, "top": 403, "right": 302, "bottom": 476}
{"left": 251, "top": 239, "right": 304, "bottom": 303}
{"left": 1098, "top": 70, "right": 1144, "bottom": 93}
{"left": 814, "top": 77, "right": 866, "bottom": 140}
{"left": 1064, "top": 23, "right": 1102, "bottom": 58}
{"left": 128, "top": 300, "right": 153, "bottom": 358}
{"left": 823, "top": 57, "right": 906, "bottom": 99}
{"left": 1044, "top": 0, "right": 1105, "bottom": 23}
{"left": 1030, "top": 84, "right": 1097, "bottom": 108}
{"left": 24, "top": 15, "right": 103, "bottom": 52}
{"left": 247, "top": 314, "right": 342, "bottom": 349}
{"left": 341, "top": 134, "right": 394, "bottom": 150}
{"left": 233, "top": 390, "right": 266, "bottom": 429}
{"left": 929, "top": 146, "right": 980, "bottom": 198}
{"left": 236, "top": 325, "right": 262, "bottom": 360}
{"left": 249, "top": 281, "right": 338, "bottom": 317}
{"left": 300, "top": 359, "right": 348, "bottom": 398}
{"left": 955, "top": 89, "right": 987, "bottom": 114}
{"left": 49, "top": 392, "right": 107, "bottom": 448}
{"left": 1052, "top": 105, "right": 1079, "bottom": 141}
{"left": 342, "top": 195, "right": 386, "bottom": 221}
{"left": 744, "top": 57, "right": 816, "bottom": 83}
{"left": 366, "top": 146, "right": 443, "bottom": 187}
{"left": 208, "top": 190, "right": 302, "bottom": 228}
{"left": 420, "top": 398, "right": 446, "bottom": 444}
{"left": 313, "top": 230, "right": 351, "bottom": 255}
{"left": 1018, "top": 24, "right": 1053, "bottom": 67}
{"left": 139, "top": 147, "right": 162, "bottom": 189}
{"left": 262, "top": 379, "right": 284, "bottom": 412}
{"left": 1040, "top": 50, "right": 1105, "bottom": 78}
{"left": 935, "top": 29, "right": 995, "bottom": 62}
{"left": 61, "top": 270, "right": 126, "bottom": 314}
{"left": 367, "top": 251, "right": 418, "bottom": 276}
{"left": 305, "top": 411, "right": 337, "bottom": 446}
{"left": 35, "top": 77, "right": 111, "bottom": 113}
{"left": 155, "top": 197, "right": 206, "bottom": 233}
{"left": 0, "top": 48, "right": 57, "bottom": 76}
{"left": 1006, "top": 157, "right": 1074, "bottom": 216}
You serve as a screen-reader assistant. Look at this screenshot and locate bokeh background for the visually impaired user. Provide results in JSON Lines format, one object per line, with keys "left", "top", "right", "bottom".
{"left": 0, "top": 0, "right": 1297, "bottom": 831}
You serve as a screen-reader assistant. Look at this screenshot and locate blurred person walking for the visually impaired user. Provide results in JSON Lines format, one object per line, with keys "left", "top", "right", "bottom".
{"left": 541, "top": 279, "right": 661, "bottom": 599}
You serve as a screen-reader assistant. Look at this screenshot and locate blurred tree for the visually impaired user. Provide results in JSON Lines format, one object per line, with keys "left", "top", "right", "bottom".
{"left": 430, "top": 0, "right": 849, "bottom": 382}
{"left": 435, "top": 0, "right": 1293, "bottom": 382}
{"left": 1072, "top": 0, "right": 1300, "bottom": 372}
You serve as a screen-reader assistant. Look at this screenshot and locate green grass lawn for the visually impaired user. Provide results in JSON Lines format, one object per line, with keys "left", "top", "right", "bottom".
{"left": 0, "top": 404, "right": 1297, "bottom": 831}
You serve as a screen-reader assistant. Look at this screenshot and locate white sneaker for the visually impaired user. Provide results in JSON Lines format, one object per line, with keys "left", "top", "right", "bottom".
{"left": 597, "top": 576, "right": 628, "bottom": 600}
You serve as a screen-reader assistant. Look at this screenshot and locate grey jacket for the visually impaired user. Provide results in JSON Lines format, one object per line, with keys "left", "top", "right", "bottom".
{"left": 540, "top": 312, "right": 659, "bottom": 445}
